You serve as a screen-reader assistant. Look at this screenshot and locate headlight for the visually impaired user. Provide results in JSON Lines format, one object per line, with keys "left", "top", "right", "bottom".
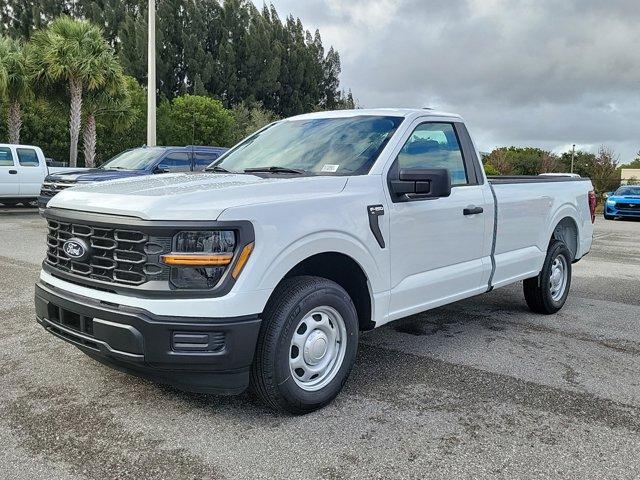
{"left": 606, "top": 199, "right": 616, "bottom": 205}
{"left": 162, "top": 230, "right": 238, "bottom": 289}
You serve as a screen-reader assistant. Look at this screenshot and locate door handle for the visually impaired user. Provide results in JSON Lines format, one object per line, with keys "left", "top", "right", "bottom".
{"left": 463, "top": 206, "right": 483, "bottom": 215}
{"left": 8, "top": 170, "right": 17, "bottom": 174}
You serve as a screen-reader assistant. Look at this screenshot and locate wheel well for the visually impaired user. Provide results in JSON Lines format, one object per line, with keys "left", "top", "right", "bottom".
{"left": 551, "top": 217, "right": 578, "bottom": 260}
{"left": 281, "top": 252, "right": 374, "bottom": 331}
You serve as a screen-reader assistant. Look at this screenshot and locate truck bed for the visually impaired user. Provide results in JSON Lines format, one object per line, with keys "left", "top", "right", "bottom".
{"left": 488, "top": 177, "right": 594, "bottom": 290}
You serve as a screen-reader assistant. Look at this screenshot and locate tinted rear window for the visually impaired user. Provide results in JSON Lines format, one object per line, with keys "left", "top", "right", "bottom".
{"left": 195, "top": 151, "right": 222, "bottom": 169}
{"left": 157, "top": 152, "right": 191, "bottom": 172}
{"left": 17, "top": 148, "right": 39, "bottom": 166}
{"left": 0, "top": 147, "right": 14, "bottom": 166}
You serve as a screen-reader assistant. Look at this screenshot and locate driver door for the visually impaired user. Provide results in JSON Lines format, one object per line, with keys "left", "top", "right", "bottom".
{"left": 0, "top": 146, "right": 19, "bottom": 196}
{"left": 387, "top": 121, "right": 490, "bottom": 320}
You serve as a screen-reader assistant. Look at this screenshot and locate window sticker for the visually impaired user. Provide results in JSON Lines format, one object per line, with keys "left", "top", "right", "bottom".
{"left": 321, "top": 164, "right": 339, "bottom": 173}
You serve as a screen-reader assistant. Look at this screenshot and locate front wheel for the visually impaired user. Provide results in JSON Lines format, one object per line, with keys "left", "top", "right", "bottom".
{"left": 523, "top": 240, "right": 572, "bottom": 314}
{"left": 250, "top": 276, "right": 359, "bottom": 414}
{"left": 604, "top": 213, "right": 615, "bottom": 220}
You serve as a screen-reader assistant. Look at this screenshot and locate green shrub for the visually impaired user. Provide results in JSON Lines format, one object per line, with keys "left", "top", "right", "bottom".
{"left": 483, "top": 163, "right": 500, "bottom": 176}
{"left": 158, "top": 94, "right": 235, "bottom": 147}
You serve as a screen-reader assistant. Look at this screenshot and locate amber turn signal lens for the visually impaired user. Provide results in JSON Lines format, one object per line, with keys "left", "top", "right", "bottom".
{"left": 232, "top": 242, "right": 254, "bottom": 279}
{"left": 161, "top": 253, "right": 233, "bottom": 266}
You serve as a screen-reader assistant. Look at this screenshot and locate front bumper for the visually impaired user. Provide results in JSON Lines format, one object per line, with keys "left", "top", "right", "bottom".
{"left": 37, "top": 194, "right": 51, "bottom": 210}
{"left": 35, "top": 281, "right": 261, "bottom": 395}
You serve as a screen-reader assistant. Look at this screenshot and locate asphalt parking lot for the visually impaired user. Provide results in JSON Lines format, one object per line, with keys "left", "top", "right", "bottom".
{"left": 1, "top": 207, "right": 639, "bottom": 480}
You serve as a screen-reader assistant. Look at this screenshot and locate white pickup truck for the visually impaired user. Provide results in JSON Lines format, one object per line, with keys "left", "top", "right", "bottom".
{"left": 0, "top": 144, "right": 82, "bottom": 206}
{"left": 35, "top": 109, "right": 596, "bottom": 413}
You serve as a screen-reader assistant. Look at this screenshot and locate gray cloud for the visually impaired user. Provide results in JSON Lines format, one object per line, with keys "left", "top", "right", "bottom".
{"left": 255, "top": 0, "right": 640, "bottom": 163}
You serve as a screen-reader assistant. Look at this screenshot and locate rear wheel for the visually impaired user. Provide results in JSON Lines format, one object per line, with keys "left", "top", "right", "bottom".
{"left": 523, "top": 240, "right": 572, "bottom": 314}
{"left": 250, "top": 276, "right": 359, "bottom": 414}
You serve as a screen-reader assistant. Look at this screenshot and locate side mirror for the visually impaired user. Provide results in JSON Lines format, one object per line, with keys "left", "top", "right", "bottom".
{"left": 391, "top": 168, "right": 451, "bottom": 200}
{"left": 154, "top": 166, "right": 169, "bottom": 174}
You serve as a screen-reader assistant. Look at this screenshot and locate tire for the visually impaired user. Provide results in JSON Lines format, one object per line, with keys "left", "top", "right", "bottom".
{"left": 604, "top": 213, "right": 615, "bottom": 220}
{"left": 250, "top": 275, "right": 359, "bottom": 414}
{"left": 523, "top": 239, "right": 572, "bottom": 314}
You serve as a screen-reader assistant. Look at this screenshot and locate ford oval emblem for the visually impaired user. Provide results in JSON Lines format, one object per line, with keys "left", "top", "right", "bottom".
{"left": 63, "top": 238, "right": 90, "bottom": 262}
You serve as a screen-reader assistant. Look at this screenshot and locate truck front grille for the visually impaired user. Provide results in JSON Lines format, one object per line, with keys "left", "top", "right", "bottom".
{"left": 40, "top": 181, "right": 76, "bottom": 197}
{"left": 45, "top": 219, "right": 169, "bottom": 286}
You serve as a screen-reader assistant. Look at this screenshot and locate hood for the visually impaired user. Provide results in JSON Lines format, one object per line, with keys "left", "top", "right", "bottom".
{"left": 610, "top": 195, "right": 640, "bottom": 201}
{"left": 46, "top": 168, "right": 148, "bottom": 183}
{"left": 48, "top": 172, "right": 349, "bottom": 220}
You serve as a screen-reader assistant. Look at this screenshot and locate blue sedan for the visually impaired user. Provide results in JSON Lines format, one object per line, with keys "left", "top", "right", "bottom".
{"left": 604, "top": 185, "right": 640, "bottom": 220}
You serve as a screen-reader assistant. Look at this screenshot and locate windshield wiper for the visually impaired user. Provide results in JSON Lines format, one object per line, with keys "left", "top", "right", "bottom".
{"left": 205, "top": 165, "right": 232, "bottom": 173}
{"left": 244, "top": 166, "right": 306, "bottom": 174}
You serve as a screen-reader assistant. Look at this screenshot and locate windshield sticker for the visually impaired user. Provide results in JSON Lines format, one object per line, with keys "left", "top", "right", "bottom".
{"left": 321, "top": 164, "right": 339, "bottom": 173}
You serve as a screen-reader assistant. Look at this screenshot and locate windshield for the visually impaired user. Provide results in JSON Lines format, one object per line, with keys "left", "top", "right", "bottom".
{"left": 615, "top": 186, "right": 640, "bottom": 196}
{"left": 214, "top": 115, "right": 404, "bottom": 175}
{"left": 101, "top": 147, "right": 166, "bottom": 170}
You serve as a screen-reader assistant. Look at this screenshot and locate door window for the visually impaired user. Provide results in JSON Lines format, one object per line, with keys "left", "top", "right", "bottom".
{"left": 157, "top": 152, "right": 191, "bottom": 172}
{"left": 194, "top": 151, "right": 221, "bottom": 170}
{"left": 397, "top": 123, "right": 468, "bottom": 185}
{"left": 17, "top": 148, "right": 40, "bottom": 166}
{"left": 0, "top": 147, "right": 14, "bottom": 166}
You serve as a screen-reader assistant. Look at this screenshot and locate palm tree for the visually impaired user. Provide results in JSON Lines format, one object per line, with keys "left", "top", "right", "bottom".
{"left": 83, "top": 76, "right": 131, "bottom": 167}
{"left": 0, "top": 42, "right": 8, "bottom": 113}
{"left": 28, "top": 17, "right": 123, "bottom": 167}
{"left": 0, "top": 37, "right": 31, "bottom": 144}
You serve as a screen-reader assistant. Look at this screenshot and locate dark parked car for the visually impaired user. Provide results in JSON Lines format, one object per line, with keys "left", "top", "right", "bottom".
{"left": 38, "top": 145, "right": 228, "bottom": 209}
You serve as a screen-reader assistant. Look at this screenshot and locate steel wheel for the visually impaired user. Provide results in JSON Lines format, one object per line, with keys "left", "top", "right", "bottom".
{"left": 524, "top": 240, "right": 572, "bottom": 314}
{"left": 549, "top": 254, "right": 568, "bottom": 301}
{"left": 289, "top": 305, "right": 347, "bottom": 392}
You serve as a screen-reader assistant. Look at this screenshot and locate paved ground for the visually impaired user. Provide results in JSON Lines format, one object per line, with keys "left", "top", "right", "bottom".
{"left": 1, "top": 210, "right": 639, "bottom": 479}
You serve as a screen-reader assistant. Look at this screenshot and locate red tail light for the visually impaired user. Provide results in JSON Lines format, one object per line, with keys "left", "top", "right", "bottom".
{"left": 588, "top": 190, "right": 597, "bottom": 223}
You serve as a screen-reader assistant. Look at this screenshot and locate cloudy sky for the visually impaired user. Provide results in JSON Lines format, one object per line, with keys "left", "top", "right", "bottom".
{"left": 255, "top": 0, "right": 640, "bottom": 163}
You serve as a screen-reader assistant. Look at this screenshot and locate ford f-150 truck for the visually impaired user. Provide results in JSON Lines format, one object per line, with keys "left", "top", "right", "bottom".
{"left": 35, "top": 109, "right": 596, "bottom": 413}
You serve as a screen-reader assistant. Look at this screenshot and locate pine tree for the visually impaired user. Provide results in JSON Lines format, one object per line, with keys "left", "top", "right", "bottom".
{"left": 5, "top": 0, "right": 351, "bottom": 116}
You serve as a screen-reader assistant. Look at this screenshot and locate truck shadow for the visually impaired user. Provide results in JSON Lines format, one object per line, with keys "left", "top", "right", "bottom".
{"left": 343, "top": 342, "right": 640, "bottom": 433}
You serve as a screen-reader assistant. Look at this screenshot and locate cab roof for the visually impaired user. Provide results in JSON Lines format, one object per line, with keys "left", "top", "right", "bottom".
{"left": 288, "top": 108, "right": 463, "bottom": 122}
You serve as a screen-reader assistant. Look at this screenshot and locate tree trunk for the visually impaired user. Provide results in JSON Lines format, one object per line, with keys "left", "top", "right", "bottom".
{"left": 7, "top": 101, "right": 22, "bottom": 145}
{"left": 83, "top": 114, "right": 97, "bottom": 168}
{"left": 69, "top": 77, "right": 83, "bottom": 167}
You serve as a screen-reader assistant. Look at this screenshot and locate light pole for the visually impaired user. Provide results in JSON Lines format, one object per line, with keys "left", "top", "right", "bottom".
{"left": 147, "top": 0, "right": 157, "bottom": 147}
{"left": 571, "top": 144, "right": 576, "bottom": 174}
